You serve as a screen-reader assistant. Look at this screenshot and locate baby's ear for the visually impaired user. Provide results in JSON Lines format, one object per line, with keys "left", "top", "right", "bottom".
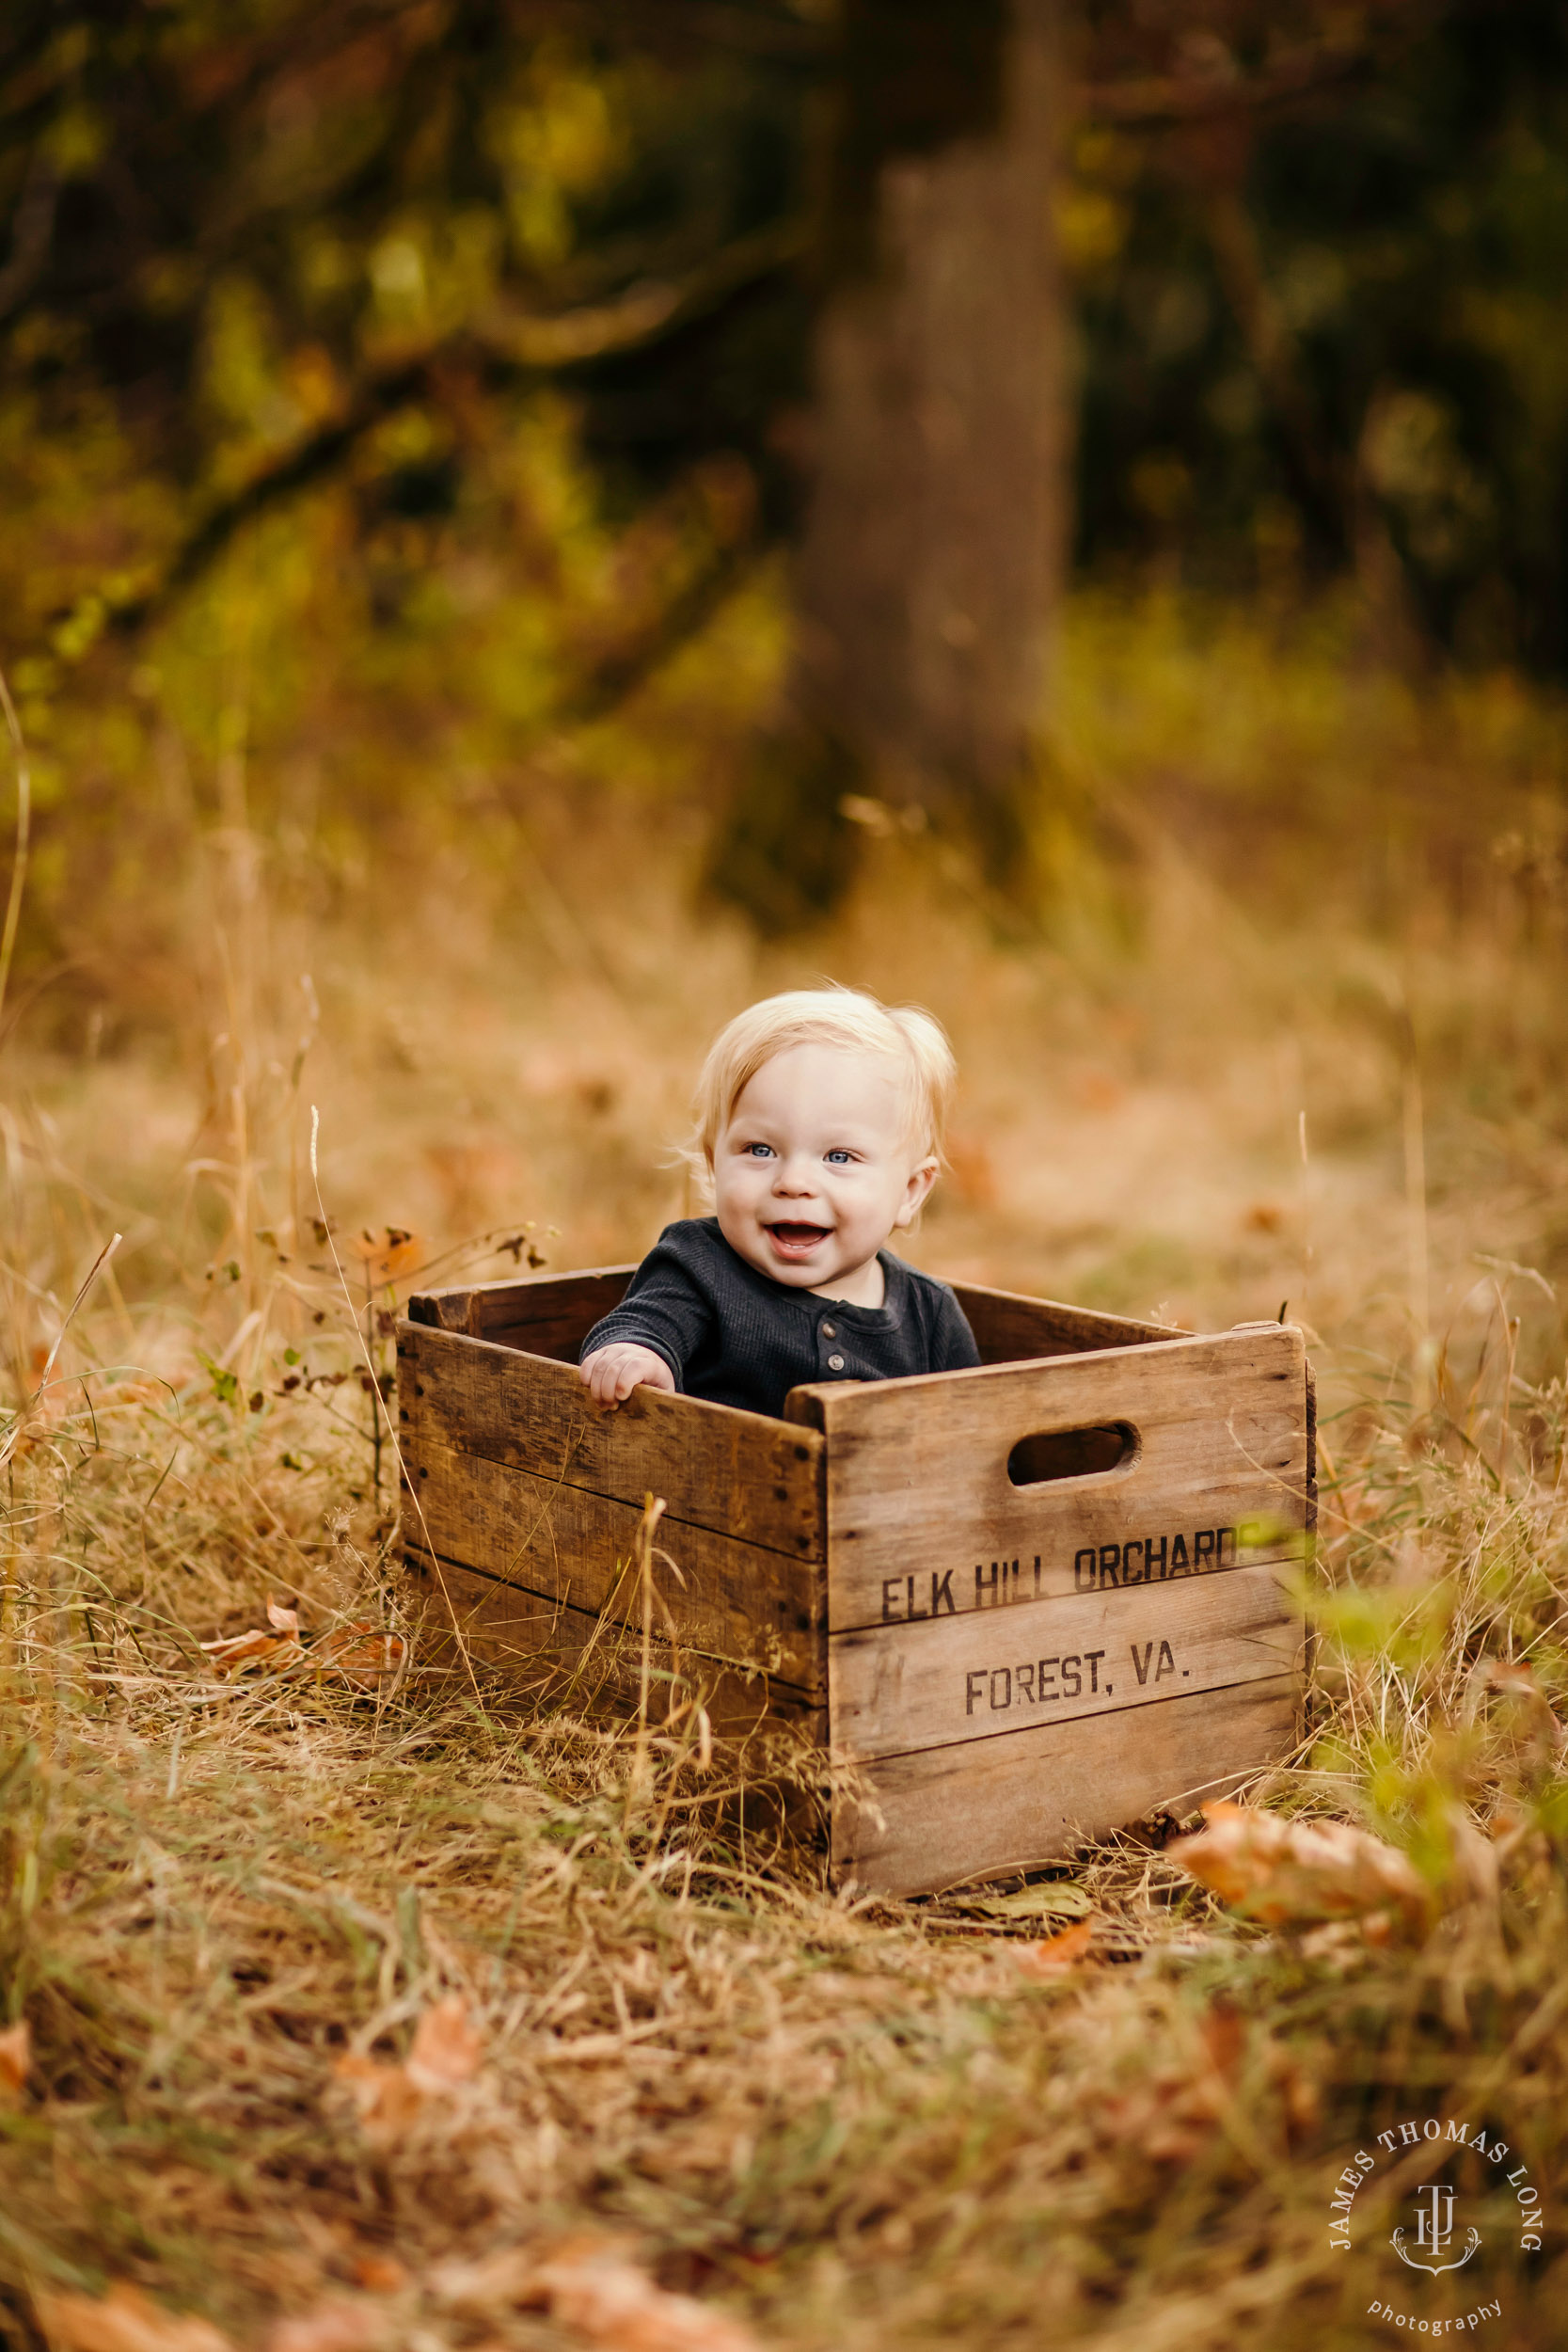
{"left": 895, "top": 1155, "right": 940, "bottom": 1226}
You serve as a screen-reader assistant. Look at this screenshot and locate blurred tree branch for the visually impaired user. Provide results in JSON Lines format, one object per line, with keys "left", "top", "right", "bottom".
{"left": 103, "top": 217, "right": 803, "bottom": 640}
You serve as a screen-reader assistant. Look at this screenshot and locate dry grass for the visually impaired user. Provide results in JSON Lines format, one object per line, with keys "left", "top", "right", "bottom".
{"left": 4, "top": 596, "right": 1568, "bottom": 2347}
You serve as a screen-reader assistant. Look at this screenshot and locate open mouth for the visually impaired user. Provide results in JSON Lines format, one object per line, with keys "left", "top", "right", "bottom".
{"left": 766, "top": 1221, "right": 831, "bottom": 1256}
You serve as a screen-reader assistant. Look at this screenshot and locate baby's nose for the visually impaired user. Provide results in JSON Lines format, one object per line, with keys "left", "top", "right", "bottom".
{"left": 771, "top": 1155, "right": 817, "bottom": 1193}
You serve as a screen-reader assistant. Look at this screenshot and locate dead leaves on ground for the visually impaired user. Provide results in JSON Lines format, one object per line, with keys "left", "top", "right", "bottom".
{"left": 36, "top": 2283, "right": 234, "bottom": 2352}
{"left": 1097, "top": 1996, "right": 1321, "bottom": 2166}
{"left": 1168, "top": 1801, "right": 1429, "bottom": 1938}
{"left": 200, "top": 1599, "right": 406, "bottom": 1692}
{"left": 332, "top": 1996, "right": 484, "bottom": 2144}
{"left": 430, "top": 2236, "right": 760, "bottom": 2352}
{"left": 1013, "top": 1917, "right": 1097, "bottom": 1977}
{"left": 36, "top": 2239, "right": 759, "bottom": 2352}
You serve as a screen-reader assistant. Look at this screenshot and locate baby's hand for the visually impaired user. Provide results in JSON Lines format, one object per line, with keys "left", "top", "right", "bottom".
{"left": 578, "top": 1343, "right": 676, "bottom": 1408}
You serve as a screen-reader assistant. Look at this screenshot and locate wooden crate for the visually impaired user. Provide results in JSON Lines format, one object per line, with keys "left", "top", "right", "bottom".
{"left": 397, "top": 1267, "right": 1313, "bottom": 1897}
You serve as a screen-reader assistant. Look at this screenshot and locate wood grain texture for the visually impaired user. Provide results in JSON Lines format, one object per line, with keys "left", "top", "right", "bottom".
{"left": 949, "top": 1279, "right": 1176, "bottom": 1366}
{"left": 403, "top": 1438, "right": 825, "bottom": 1691}
{"left": 834, "top": 1674, "right": 1302, "bottom": 1895}
{"left": 791, "top": 1324, "right": 1309, "bottom": 1633}
{"left": 830, "top": 1559, "right": 1303, "bottom": 1762}
{"left": 395, "top": 1320, "right": 825, "bottom": 1560}
{"left": 407, "top": 1266, "right": 635, "bottom": 1359}
{"left": 405, "top": 1548, "right": 825, "bottom": 1734}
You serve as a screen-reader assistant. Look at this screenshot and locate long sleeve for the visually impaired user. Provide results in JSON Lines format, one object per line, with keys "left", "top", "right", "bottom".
{"left": 578, "top": 1238, "right": 716, "bottom": 1391}
{"left": 931, "top": 1286, "right": 982, "bottom": 1373}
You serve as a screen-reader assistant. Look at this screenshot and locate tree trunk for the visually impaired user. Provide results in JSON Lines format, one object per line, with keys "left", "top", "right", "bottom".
{"left": 796, "top": 0, "right": 1065, "bottom": 858}
{"left": 705, "top": 0, "right": 1066, "bottom": 930}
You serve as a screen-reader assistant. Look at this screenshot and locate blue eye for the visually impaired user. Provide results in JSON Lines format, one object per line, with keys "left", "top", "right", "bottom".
{"left": 746, "top": 1142, "right": 774, "bottom": 1158}
{"left": 825, "top": 1149, "right": 852, "bottom": 1165}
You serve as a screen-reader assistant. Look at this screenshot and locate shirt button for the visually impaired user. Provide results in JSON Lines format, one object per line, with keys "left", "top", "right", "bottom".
{"left": 828, "top": 1354, "right": 846, "bottom": 1372}
{"left": 821, "top": 1321, "right": 836, "bottom": 1338}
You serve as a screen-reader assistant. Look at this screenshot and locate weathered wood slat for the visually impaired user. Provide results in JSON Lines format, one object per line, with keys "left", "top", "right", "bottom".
{"left": 397, "top": 1267, "right": 1313, "bottom": 1902}
{"left": 785, "top": 1325, "right": 1309, "bottom": 1633}
{"left": 830, "top": 1559, "right": 1302, "bottom": 1762}
{"left": 834, "top": 1675, "right": 1302, "bottom": 1894}
{"left": 949, "top": 1279, "right": 1175, "bottom": 1366}
{"left": 403, "top": 1438, "right": 825, "bottom": 1691}
{"left": 407, "top": 1266, "right": 635, "bottom": 1360}
{"left": 396, "top": 1321, "right": 825, "bottom": 1561}
{"left": 406, "top": 1549, "right": 825, "bottom": 1734}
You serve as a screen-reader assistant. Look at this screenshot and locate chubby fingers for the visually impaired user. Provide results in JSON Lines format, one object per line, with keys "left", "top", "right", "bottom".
{"left": 578, "top": 1343, "right": 673, "bottom": 1408}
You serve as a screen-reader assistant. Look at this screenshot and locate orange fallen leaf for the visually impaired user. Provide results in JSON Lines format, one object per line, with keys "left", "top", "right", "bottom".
{"left": 199, "top": 1628, "right": 306, "bottom": 1676}
{"left": 533, "top": 2238, "right": 759, "bottom": 2352}
{"left": 198, "top": 1618, "right": 404, "bottom": 1688}
{"left": 1099, "top": 1993, "right": 1247, "bottom": 2164}
{"left": 1168, "top": 1802, "right": 1429, "bottom": 1933}
{"left": 333, "top": 1998, "right": 483, "bottom": 2141}
{"left": 312, "top": 1624, "right": 407, "bottom": 1690}
{"left": 267, "top": 2300, "right": 386, "bottom": 2352}
{"left": 347, "top": 2257, "right": 406, "bottom": 2295}
{"left": 36, "top": 2283, "right": 234, "bottom": 2352}
{"left": 331, "top": 2052, "right": 424, "bottom": 2141}
{"left": 406, "top": 1994, "right": 483, "bottom": 2090}
{"left": 431, "top": 2238, "right": 758, "bottom": 2352}
{"left": 0, "top": 2019, "right": 30, "bottom": 2099}
{"left": 1014, "top": 1918, "right": 1095, "bottom": 1978}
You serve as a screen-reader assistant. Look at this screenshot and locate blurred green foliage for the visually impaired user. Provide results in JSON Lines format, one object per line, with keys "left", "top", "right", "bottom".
{"left": 8, "top": 2, "right": 1568, "bottom": 678}
{"left": 1072, "top": 2, "right": 1568, "bottom": 665}
{"left": 3, "top": 1, "right": 1568, "bottom": 985}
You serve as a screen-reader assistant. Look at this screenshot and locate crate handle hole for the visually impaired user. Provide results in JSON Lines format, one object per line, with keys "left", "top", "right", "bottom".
{"left": 1006, "top": 1422, "right": 1137, "bottom": 1486}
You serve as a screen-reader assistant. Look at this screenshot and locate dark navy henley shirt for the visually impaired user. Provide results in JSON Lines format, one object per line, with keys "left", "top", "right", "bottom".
{"left": 578, "top": 1216, "right": 981, "bottom": 1420}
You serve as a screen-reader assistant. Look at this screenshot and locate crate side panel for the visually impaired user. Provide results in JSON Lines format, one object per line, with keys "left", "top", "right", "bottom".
{"left": 830, "top": 1561, "right": 1303, "bottom": 1763}
{"left": 950, "top": 1281, "right": 1176, "bottom": 1366}
{"left": 811, "top": 1326, "right": 1307, "bottom": 1632}
{"left": 407, "top": 1267, "right": 635, "bottom": 1356}
{"left": 407, "top": 1549, "right": 825, "bottom": 1736}
{"left": 398, "top": 1322, "right": 826, "bottom": 1563}
{"left": 407, "top": 1438, "right": 825, "bottom": 1692}
{"left": 833, "top": 1676, "right": 1301, "bottom": 1897}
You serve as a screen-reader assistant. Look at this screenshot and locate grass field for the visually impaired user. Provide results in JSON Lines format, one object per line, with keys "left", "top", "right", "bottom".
{"left": 2, "top": 593, "right": 1566, "bottom": 2349}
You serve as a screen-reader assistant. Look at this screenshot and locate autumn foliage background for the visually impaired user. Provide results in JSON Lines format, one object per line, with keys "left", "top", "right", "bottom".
{"left": 3, "top": 4, "right": 1568, "bottom": 2349}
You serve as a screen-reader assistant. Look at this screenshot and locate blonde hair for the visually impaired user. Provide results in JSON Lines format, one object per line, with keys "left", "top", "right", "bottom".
{"left": 692, "top": 987, "right": 957, "bottom": 1166}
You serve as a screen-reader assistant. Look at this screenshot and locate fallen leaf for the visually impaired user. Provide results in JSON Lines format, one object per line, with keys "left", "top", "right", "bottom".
{"left": 406, "top": 1995, "right": 483, "bottom": 2090}
{"left": 347, "top": 2258, "right": 405, "bottom": 2295}
{"left": 199, "top": 1628, "right": 306, "bottom": 1676}
{"left": 312, "top": 1624, "right": 407, "bottom": 1690}
{"left": 427, "top": 2250, "right": 538, "bottom": 2313}
{"left": 0, "top": 2019, "right": 30, "bottom": 2099}
{"left": 1014, "top": 1918, "right": 1096, "bottom": 1977}
{"left": 961, "top": 1883, "right": 1090, "bottom": 1924}
{"left": 266, "top": 1597, "right": 301, "bottom": 1634}
{"left": 1167, "top": 1802, "right": 1429, "bottom": 1933}
{"left": 331, "top": 2051, "right": 425, "bottom": 2142}
{"left": 1099, "top": 1994, "right": 1246, "bottom": 2164}
{"left": 439, "top": 2238, "right": 758, "bottom": 2352}
{"left": 539, "top": 2239, "right": 759, "bottom": 2352}
{"left": 267, "top": 2300, "right": 385, "bottom": 2352}
{"left": 36, "top": 2283, "right": 234, "bottom": 2352}
{"left": 333, "top": 1998, "right": 483, "bottom": 2141}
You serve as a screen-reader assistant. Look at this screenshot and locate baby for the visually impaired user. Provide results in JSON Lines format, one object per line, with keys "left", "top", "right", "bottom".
{"left": 578, "top": 987, "right": 979, "bottom": 1420}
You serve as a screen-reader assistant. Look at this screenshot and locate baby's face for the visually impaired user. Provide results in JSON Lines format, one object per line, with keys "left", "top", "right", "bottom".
{"left": 711, "top": 1042, "right": 937, "bottom": 1297}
